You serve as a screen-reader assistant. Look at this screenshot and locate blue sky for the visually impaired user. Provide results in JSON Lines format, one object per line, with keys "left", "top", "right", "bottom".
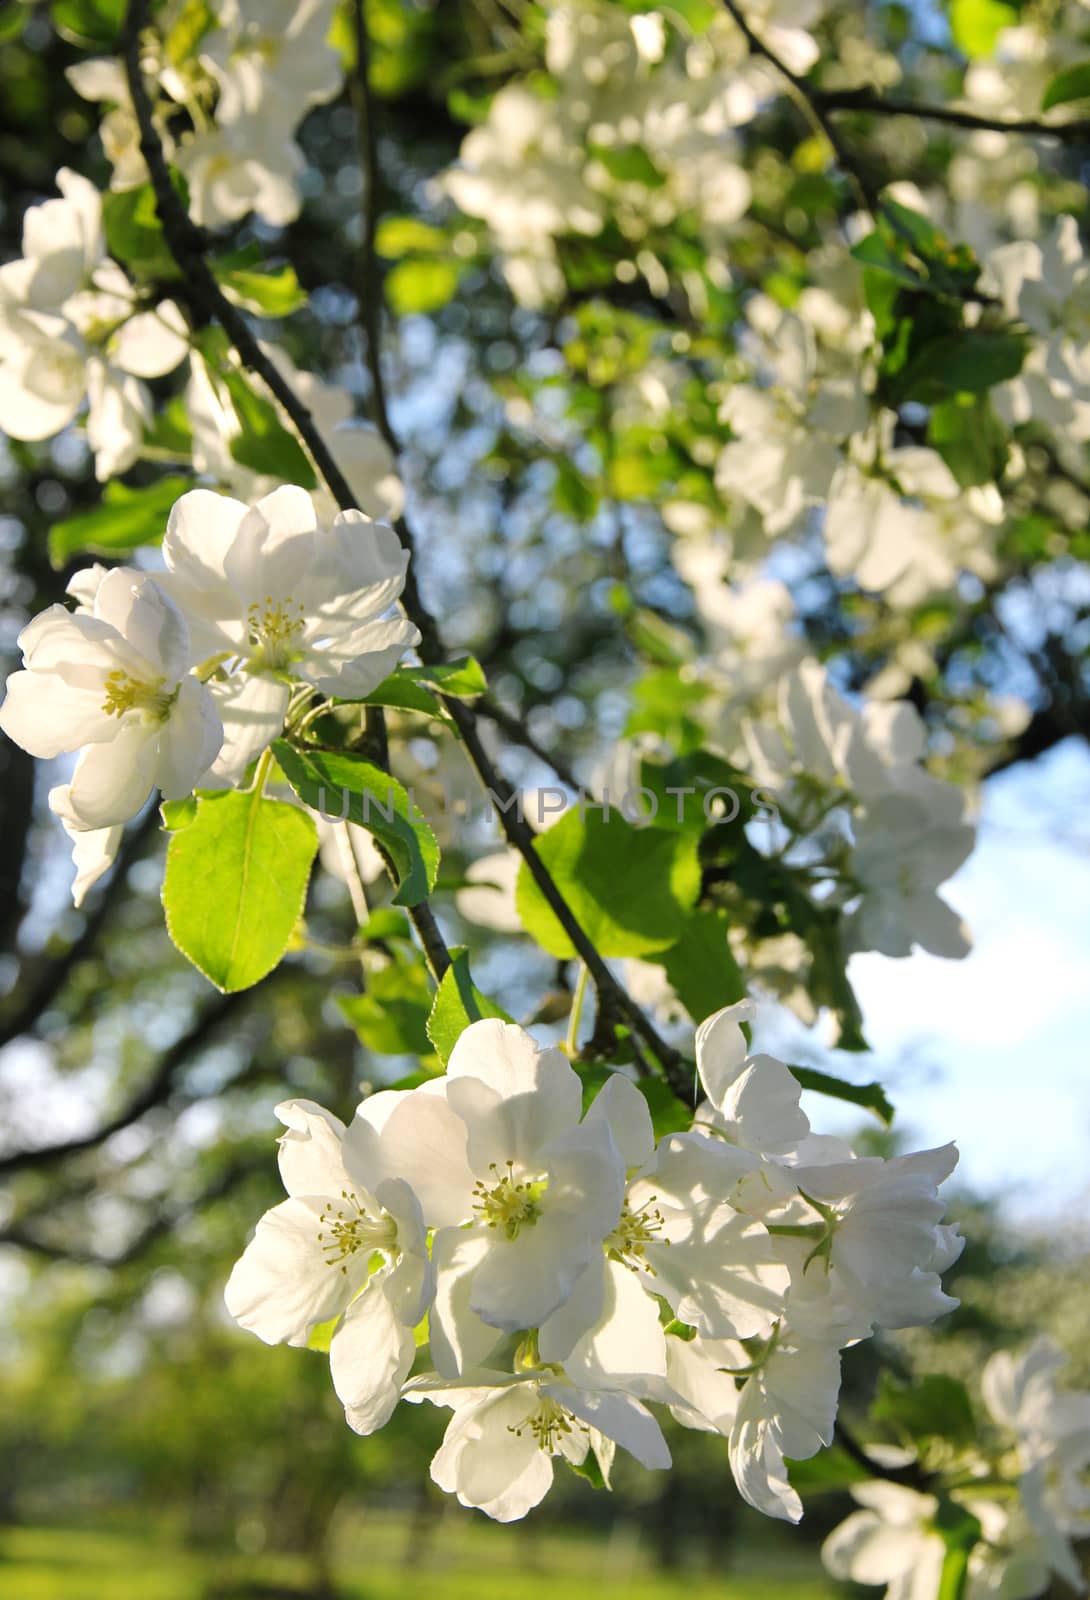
{"left": 759, "top": 737, "right": 1090, "bottom": 1223}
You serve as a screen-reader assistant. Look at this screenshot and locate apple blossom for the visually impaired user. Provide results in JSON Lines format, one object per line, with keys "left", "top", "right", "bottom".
{"left": 0, "top": 168, "right": 188, "bottom": 478}
{"left": 0, "top": 566, "right": 222, "bottom": 833}
{"left": 158, "top": 484, "right": 419, "bottom": 782}
{"left": 224, "top": 1099, "right": 432, "bottom": 1435}
{"left": 405, "top": 1367, "right": 670, "bottom": 1523}
{"left": 355, "top": 1019, "right": 627, "bottom": 1346}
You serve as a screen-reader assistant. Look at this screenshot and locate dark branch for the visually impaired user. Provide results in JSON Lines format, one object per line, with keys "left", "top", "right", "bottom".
{"left": 0, "top": 990, "right": 242, "bottom": 1179}
{"left": 0, "top": 807, "right": 159, "bottom": 1053}
{"left": 720, "top": 0, "right": 879, "bottom": 214}
{"left": 814, "top": 87, "right": 1090, "bottom": 146}
{"left": 123, "top": 0, "right": 686, "bottom": 1089}
{"left": 0, "top": 1151, "right": 266, "bottom": 1265}
{"left": 476, "top": 693, "right": 582, "bottom": 793}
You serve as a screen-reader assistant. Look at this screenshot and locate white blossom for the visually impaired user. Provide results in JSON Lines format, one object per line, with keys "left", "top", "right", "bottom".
{"left": 0, "top": 566, "right": 221, "bottom": 834}
{"left": 405, "top": 1367, "right": 670, "bottom": 1522}
{"left": 224, "top": 1099, "right": 432, "bottom": 1436}
{"left": 159, "top": 485, "right": 419, "bottom": 783}
{"left": 0, "top": 169, "right": 188, "bottom": 477}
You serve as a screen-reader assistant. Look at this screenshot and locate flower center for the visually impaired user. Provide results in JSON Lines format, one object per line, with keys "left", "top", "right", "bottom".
{"left": 101, "top": 670, "right": 174, "bottom": 721}
{"left": 317, "top": 1190, "right": 398, "bottom": 1275}
{"left": 31, "top": 342, "right": 84, "bottom": 404}
{"left": 247, "top": 594, "right": 306, "bottom": 670}
{"left": 472, "top": 1161, "right": 543, "bottom": 1240}
{"left": 606, "top": 1196, "right": 667, "bottom": 1272}
{"left": 508, "top": 1394, "right": 587, "bottom": 1454}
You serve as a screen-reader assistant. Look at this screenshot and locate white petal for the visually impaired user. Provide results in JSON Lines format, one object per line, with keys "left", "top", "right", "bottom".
{"left": 274, "top": 1098, "right": 352, "bottom": 1199}
{"left": 583, "top": 1072, "right": 655, "bottom": 1170}
{"left": 330, "top": 1278, "right": 415, "bottom": 1436}
{"left": 110, "top": 302, "right": 188, "bottom": 378}
{"left": 65, "top": 721, "right": 160, "bottom": 828}
{"left": 446, "top": 1019, "right": 582, "bottom": 1169}
{"left": 204, "top": 673, "right": 289, "bottom": 787}
{"left": 694, "top": 998, "right": 758, "bottom": 1108}
{"left": 360, "top": 1085, "right": 475, "bottom": 1229}
{"left": 223, "top": 1195, "right": 355, "bottom": 1346}
{"left": 156, "top": 675, "right": 223, "bottom": 799}
{"left": 429, "top": 1227, "right": 508, "bottom": 1378}
{"left": 551, "top": 1384, "right": 672, "bottom": 1472}
{"left": 561, "top": 1259, "right": 667, "bottom": 1391}
{"left": 0, "top": 666, "right": 114, "bottom": 758}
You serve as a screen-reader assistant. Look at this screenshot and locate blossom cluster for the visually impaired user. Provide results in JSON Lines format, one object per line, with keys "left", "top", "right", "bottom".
{"left": 69, "top": 0, "right": 343, "bottom": 230}
{"left": 225, "top": 1004, "right": 962, "bottom": 1523}
{"left": 0, "top": 168, "right": 189, "bottom": 480}
{"left": 823, "top": 1338, "right": 1090, "bottom": 1599}
{"left": 0, "top": 485, "right": 417, "bottom": 902}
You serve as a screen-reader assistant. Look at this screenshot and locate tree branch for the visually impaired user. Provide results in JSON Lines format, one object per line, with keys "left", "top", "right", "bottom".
{"left": 0, "top": 807, "right": 159, "bottom": 1053}
{"left": 813, "top": 87, "right": 1090, "bottom": 146}
{"left": 349, "top": 0, "right": 398, "bottom": 462}
{"left": 476, "top": 693, "right": 582, "bottom": 793}
{"left": 719, "top": 0, "right": 879, "bottom": 215}
{"left": 0, "top": 1151, "right": 267, "bottom": 1265}
{"left": 0, "top": 990, "right": 242, "bottom": 1179}
{"left": 123, "top": 0, "right": 686, "bottom": 1091}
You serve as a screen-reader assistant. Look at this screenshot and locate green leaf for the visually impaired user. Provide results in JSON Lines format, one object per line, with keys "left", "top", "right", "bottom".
{"left": 52, "top": 0, "right": 124, "bottom": 48}
{"left": 218, "top": 366, "right": 317, "bottom": 487}
{"left": 414, "top": 656, "right": 488, "bottom": 699}
{"left": 375, "top": 217, "right": 449, "bottom": 257}
{"left": 159, "top": 796, "right": 197, "bottom": 832}
{"left": 273, "top": 741, "right": 439, "bottom": 908}
{"left": 566, "top": 1449, "right": 609, "bottom": 1489}
{"left": 786, "top": 1445, "right": 871, "bottom": 1495}
{"left": 359, "top": 907, "right": 415, "bottom": 944}
{"left": 163, "top": 791, "right": 318, "bottom": 992}
{"left": 48, "top": 475, "right": 191, "bottom": 568}
{"left": 426, "top": 947, "right": 513, "bottom": 1066}
{"left": 163, "top": 0, "right": 214, "bottom": 62}
{"left": 653, "top": 910, "right": 745, "bottom": 1021}
{"left": 788, "top": 1066, "right": 894, "bottom": 1126}
{"left": 588, "top": 142, "right": 665, "bottom": 188}
{"left": 306, "top": 1315, "right": 340, "bottom": 1353}
{"left": 339, "top": 955, "right": 434, "bottom": 1056}
{"left": 385, "top": 258, "right": 460, "bottom": 316}
{"left": 636, "top": 1076, "right": 694, "bottom": 1139}
{"left": 950, "top": 0, "right": 1016, "bottom": 57}
{"left": 1041, "top": 61, "right": 1090, "bottom": 110}
{"left": 359, "top": 673, "right": 447, "bottom": 719}
{"left": 897, "top": 330, "right": 1027, "bottom": 402}
{"left": 928, "top": 393, "right": 1008, "bottom": 487}
{"left": 937, "top": 1548, "right": 971, "bottom": 1600}
{"left": 872, "top": 1374, "right": 976, "bottom": 1449}
{"left": 102, "top": 184, "right": 179, "bottom": 281}
{"left": 143, "top": 395, "right": 194, "bottom": 456}
{"left": 214, "top": 260, "right": 307, "bottom": 318}
{"left": 514, "top": 810, "right": 701, "bottom": 959}
{"left": 0, "top": 3, "right": 27, "bottom": 44}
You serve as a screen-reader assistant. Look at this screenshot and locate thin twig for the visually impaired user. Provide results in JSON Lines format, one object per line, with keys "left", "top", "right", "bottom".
{"left": 476, "top": 693, "right": 582, "bottom": 793}
{"left": 719, "top": 0, "right": 878, "bottom": 215}
{"left": 0, "top": 991, "right": 242, "bottom": 1179}
{"left": 814, "top": 87, "right": 1090, "bottom": 146}
{"left": 0, "top": 807, "right": 159, "bottom": 1052}
{"left": 349, "top": 0, "right": 398, "bottom": 460}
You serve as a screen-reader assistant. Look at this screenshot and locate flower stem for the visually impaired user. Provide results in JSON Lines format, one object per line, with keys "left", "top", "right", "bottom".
{"left": 566, "top": 961, "right": 590, "bottom": 1057}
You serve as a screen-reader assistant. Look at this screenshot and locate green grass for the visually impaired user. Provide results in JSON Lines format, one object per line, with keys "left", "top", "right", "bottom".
{"left": 0, "top": 1522, "right": 839, "bottom": 1600}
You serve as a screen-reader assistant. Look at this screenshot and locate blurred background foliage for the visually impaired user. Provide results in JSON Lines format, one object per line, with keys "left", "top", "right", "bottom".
{"left": 1, "top": 0, "right": 1089, "bottom": 1594}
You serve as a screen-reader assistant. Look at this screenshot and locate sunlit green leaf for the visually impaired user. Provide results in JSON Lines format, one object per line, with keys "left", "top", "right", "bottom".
{"left": 163, "top": 791, "right": 318, "bottom": 992}
{"left": 48, "top": 475, "right": 191, "bottom": 568}
{"left": 273, "top": 741, "right": 439, "bottom": 908}
{"left": 426, "top": 947, "right": 513, "bottom": 1066}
